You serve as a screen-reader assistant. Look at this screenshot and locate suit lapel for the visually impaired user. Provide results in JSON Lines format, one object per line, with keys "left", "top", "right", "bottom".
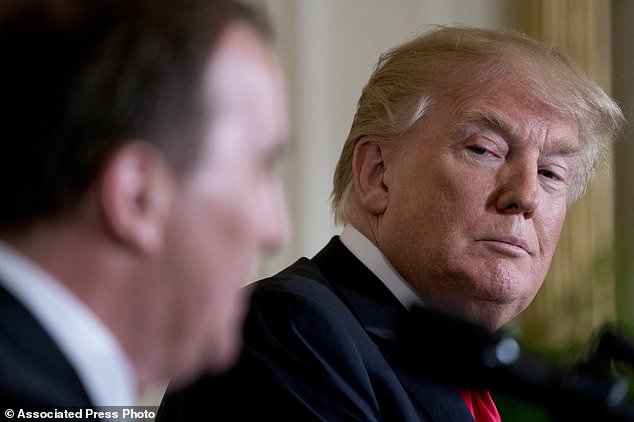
{"left": 0, "top": 284, "right": 93, "bottom": 407}
{"left": 313, "top": 237, "right": 474, "bottom": 421}
{"left": 388, "top": 361, "right": 475, "bottom": 421}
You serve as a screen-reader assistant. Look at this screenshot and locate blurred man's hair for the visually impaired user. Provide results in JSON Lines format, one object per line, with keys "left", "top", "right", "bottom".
{"left": 0, "top": 0, "right": 272, "bottom": 230}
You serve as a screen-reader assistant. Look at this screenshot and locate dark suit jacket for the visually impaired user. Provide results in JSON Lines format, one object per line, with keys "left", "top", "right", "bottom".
{"left": 0, "top": 283, "right": 93, "bottom": 408}
{"left": 157, "top": 237, "right": 475, "bottom": 421}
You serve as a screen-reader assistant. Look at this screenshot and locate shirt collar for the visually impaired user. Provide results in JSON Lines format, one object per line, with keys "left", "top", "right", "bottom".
{"left": 339, "top": 225, "right": 424, "bottom": 310}
{"left": 0, "top": 241, "right": 137, "bottom": 406}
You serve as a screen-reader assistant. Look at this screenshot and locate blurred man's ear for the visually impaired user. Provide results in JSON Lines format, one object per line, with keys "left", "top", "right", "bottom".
{"left": 98, "top": 141, "right": 173, "bottom": 254}
{"left": 352, "top": 137, "right": 391, "bottom": 216}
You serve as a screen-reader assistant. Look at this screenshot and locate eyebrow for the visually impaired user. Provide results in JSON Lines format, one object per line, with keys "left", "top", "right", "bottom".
{"left": 455, "top": 110, "right": 582, "bottom": 156}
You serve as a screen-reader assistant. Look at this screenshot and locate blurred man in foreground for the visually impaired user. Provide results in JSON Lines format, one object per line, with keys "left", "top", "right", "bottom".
{"left": 0, "top": 0, "right": 288, "bottom": 408}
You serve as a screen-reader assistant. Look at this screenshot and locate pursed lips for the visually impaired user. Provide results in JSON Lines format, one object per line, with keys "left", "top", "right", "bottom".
{"left": 478, "top": 235, "right": 532, "bottom": 255}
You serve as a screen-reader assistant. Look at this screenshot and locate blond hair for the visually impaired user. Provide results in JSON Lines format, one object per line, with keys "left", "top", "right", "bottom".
{"left": 331, "top": 26, "right": 625, "bottom": 225}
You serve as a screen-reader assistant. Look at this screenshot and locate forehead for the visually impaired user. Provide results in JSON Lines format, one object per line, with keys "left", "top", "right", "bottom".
{"left": 203, "top": 21, "right": 288, "bottom": 142}
{"left": 206, "top": 23, "right": 282, "bottom": 108}
{"left": 442, "top": 85, "right": 580, "bottom": 152}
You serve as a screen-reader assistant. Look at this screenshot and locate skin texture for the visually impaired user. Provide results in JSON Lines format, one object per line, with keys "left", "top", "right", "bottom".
{"left": 351, "top": 84, "right": 580, "bottom": 331}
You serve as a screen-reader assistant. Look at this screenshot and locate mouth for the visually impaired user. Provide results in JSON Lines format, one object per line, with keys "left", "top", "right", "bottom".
{"left": 478, "top": 236, "right": 531, "bottom": 255}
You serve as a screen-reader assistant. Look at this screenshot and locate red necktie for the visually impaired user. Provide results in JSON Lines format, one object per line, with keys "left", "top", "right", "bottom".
{"left": 459, "top": 388, "right": 501, "bottom": 422}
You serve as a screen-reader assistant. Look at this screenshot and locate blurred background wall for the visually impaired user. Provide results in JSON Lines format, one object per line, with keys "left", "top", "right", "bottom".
{"left": 614, "top": 0, "right": 634, "bottom": 340}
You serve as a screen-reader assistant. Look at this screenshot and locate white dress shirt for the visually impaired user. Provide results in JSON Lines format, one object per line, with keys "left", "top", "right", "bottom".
{"left": 0, "top": 241, "right": 136, "bottom": 406}
{"left": 340, "top": 225, "right": 424, "bottom": 309}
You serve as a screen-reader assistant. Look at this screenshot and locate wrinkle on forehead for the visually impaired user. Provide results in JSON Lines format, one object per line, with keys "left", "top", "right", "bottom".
{"left": 439, "top": 81, "right": 581, "bottom": 153}
{"left": 456, "top": 108, "right": 581, "bottom": 157}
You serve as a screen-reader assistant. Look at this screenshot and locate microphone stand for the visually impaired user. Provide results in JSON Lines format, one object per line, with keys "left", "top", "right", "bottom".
{"left": 394, "top": 306, "right": 634, "bottom": 422}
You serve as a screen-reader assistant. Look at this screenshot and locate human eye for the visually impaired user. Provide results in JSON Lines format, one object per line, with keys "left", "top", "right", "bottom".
{"left": 538, "top": 163, "right": 569, "bottom": 189}
{"left": 467, "top": 145, "right": 494, "bottom": 156}
{"left": 465, "top": 136, "right": 505, "bottom": 159}
{"left": 538, "top": 169, "right": 557, "bottom": 179}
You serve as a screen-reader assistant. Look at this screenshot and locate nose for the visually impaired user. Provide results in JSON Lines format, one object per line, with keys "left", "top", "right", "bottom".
{"left": 260, "top": 183, "right": 291, "bottom": 251}
{"left": 495, "top": 160, "right": 540, "bottom": 217}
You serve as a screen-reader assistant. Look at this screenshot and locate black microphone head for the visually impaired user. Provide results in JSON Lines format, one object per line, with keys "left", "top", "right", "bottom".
{"left": 393, "top": 306, "right": 519, "bottom": 387}
{"left": 597, "top": 329, "right": 634, "bottom": 369}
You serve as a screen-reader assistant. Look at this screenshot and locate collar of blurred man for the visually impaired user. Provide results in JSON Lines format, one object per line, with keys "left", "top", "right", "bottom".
{"left": 0, "top": 241, "right": 136, "bottom": 406}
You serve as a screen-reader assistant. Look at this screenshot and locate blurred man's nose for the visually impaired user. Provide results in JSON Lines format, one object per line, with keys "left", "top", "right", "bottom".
{"left": 261, "top": 186, "right": 290, "bottom": 251}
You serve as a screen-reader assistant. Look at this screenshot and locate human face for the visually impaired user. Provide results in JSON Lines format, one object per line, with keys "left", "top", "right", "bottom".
{"left": 376, "top": 86, "right": 580, "bottom": 330}
{"left": 162, "top": 22, "right": 289, "bottom": 382}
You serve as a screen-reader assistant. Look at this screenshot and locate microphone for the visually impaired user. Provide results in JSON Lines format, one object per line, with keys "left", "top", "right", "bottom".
{"left": 393, "top": 306, "right": 550, "bottom": 388}
{"left": 393, "top": 306, "right": 634, "bottom": 422}
{"left": 593, "top": 329, "right": 634, "bottom": 371}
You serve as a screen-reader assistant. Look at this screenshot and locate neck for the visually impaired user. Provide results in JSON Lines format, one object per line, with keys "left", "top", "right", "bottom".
{"left": 1, "top": 219, "right": 172, "bottom": 396}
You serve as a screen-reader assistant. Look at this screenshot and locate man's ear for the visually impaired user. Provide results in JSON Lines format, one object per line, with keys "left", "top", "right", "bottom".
{"left": 352, "top": 137, "right": 391, "bottom": 216}
{"left": 99, "top": 141, "right": 173, "bottom": 254}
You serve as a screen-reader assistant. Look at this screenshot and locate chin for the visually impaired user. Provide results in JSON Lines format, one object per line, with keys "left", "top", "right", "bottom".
{"left": 168, "top": 334, "right": 243, "bottom": 391}
{"left": 476, "top": 301, "right": 527, "bottom": 331}
{"left": 211, "top": 331, "right": 244, "bottom": 371}
{"left": 438, "top": 297, "right": 520, "bottom": 332}
{"left": 203, "top": 309, "right": 247, "bottom": 374}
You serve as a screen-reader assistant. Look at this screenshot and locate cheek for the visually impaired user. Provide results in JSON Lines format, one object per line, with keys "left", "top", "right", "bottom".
{"left": 166, "top": 170, "right": 260, "bottom": 307}
{"left": 381, "top": 182, "right": 465, "bottom": 280}
{"left": 536, "top": 207, "right": 567, "bottom": 258}
{"left": 164, "top": 193, "right": 255, "bottom": 374}
{"left": 202, "top": 190, "right": 261, "bottom": 285}
{"left": 395, "top": 170, "right": 480, "bottom": 242}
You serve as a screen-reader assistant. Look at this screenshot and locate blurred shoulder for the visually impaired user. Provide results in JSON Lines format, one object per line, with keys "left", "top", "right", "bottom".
{"left": 249, "top": 257, "right": 335, "bottom": 300}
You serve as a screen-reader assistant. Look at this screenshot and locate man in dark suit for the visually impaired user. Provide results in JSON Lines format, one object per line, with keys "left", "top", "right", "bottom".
{"left": 158, "top": 26, "right": 624, "bottom": 421}
{"left": 0, "top": 0, "right": 289, "bottom": 409}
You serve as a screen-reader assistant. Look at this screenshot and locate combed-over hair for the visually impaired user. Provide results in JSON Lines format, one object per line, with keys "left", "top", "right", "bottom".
{"left": 331, "top": 26, "right": 625, "bottom": 225}
{"left": 0, "top": 0, "right": 272, "bottom": 230}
